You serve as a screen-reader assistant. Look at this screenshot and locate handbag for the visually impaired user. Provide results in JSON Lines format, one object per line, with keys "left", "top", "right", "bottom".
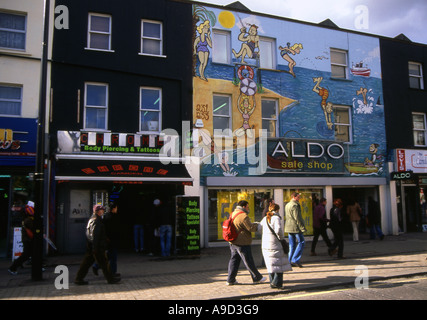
{"left": 266, "top": 219, "right": 289, "bottom": 254}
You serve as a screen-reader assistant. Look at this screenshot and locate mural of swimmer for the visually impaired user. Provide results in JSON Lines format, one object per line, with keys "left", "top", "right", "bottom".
{"left": 194, "top": 20, "right": 212, "bottom": 81}
{"left": 312, "top": 77, "right": 334, "bottom": 130}
{"left": 278, "top": 43, "right": 303, "bottom": 77}
{"left": 235, "top": 93, "right": 256, "bottom": 138}
{"left": 232, "top": 24, "right": 260, "bottom": 64}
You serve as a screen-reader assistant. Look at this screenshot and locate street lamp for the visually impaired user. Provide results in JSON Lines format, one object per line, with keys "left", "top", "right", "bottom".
{"left": 32, "top": 0, "right": 50, "bottom": 281}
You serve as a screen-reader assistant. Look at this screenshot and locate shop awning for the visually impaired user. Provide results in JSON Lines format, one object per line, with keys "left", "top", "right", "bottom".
{"left": 55, "top": 155, "right": 193, "bottom": 184}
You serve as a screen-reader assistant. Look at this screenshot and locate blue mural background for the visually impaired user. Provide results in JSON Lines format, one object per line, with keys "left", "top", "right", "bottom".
{"left": 194, "top": 5, "right": 386, "bottom": 177}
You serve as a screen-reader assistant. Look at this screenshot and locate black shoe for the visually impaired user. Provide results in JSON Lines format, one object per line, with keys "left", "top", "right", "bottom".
{"left": 113, "top": 273, "right": 121, "bottom": 278}
{"left": 108, "top": 278, "right": 121, "bottom": 284}
{"left": 74, "top": 280, "right": 89, "bottom": 285}
{"left": 291, "top": 262, "right": 303, "bottom": 268}
{"left": 92, "top": 266, "right": 99, "bottom": 276}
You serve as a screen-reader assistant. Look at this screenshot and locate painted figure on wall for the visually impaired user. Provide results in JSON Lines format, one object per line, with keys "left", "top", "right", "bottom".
{"left": 235, "top": 94, "right": 256, "bottom": 138}
{"left": 194, "top": 20, "right": 212, "bottom": 81}
{"left": 312, "top": 77, "right": 333, "bottom": 130}
{"left": 232, "top": 24, "right": 260, "bottom": 64}
{"left": 279, "top": 43, "right": 303, "bottom": 77}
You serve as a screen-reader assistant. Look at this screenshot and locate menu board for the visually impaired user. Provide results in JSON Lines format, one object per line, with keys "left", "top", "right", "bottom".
{"left": 175, "top": 196, "right": 200, "bottom": 255}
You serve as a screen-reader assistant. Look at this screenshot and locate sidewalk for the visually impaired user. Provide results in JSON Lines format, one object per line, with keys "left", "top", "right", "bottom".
{"left": 0, "top": 232, "right": 426, "bottom": 300}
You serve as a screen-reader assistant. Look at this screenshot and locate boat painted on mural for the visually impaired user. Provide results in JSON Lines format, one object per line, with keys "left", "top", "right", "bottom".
{"left": 351, "top": 62, "right": 371, "bottom": 77}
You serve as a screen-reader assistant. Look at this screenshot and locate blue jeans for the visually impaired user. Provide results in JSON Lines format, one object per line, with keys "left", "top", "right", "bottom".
{"left": 227, "top": 244, "right": 263, "bottom": 283}
{"left": 134, "top": 224, "right": 144, "bottom": 252}
{"left": 159, "top": 225, "right": 172, "bottom": 257}
{"left": 370, "top": 224, "right": 384, "bottom": 239}
{"left": 288, "top": 232, "right": 305, "bottom": 264}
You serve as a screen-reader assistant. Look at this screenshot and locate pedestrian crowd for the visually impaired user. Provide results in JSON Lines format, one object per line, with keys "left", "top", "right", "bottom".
{"left": 225, "top": 193, "right": 384, "bottom": 290}
{"left": 7, "top": 193, "right": 384, "bottom": 290}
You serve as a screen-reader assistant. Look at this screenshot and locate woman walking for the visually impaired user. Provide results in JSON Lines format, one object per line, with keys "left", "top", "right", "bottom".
{"left": 259, "top": 204, "right": 292, "bottom": 289}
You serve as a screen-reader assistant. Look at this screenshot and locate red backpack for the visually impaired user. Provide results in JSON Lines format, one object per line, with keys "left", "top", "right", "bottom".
{"left": 222, "top": 211, "right": 244, "bottom": 242}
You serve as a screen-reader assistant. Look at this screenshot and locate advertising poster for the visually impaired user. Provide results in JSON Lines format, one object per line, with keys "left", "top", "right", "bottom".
{"left": 176, "top": 196, "right": 200, "bottom": 255}
{"left": 12, "top": 227, "right": 23, "bottom": 261}
{"left": 217, "top": 191, "right": 255, "bottom": 240}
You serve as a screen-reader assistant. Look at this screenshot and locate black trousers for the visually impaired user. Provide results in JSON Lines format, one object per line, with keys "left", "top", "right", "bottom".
{"left": 9, "top": 240, "right": 33, "bottom": 272}
{"left": 311, "top": 226, "right": 332, "bottom": 252}
{"left": 75, "top": 242, "right": 113, "bottom": 282}
{"left": 330, "top": 228, "right": 344, "bottom": 258}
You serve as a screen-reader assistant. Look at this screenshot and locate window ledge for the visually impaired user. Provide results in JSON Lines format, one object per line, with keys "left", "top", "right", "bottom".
{"left": 138, "top": 53, "right": 167, "bottom": 58}
{"left": 84, "top": 47, "right": 115, "bottom": 53}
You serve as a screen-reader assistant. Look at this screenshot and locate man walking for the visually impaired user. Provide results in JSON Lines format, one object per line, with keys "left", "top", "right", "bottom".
{"left": 311, "top": 198, "right": 333, "bottom": 256}
{"left": 285, "top": 192, "right": 306, "bottom": 267}
{"left": 74, "top": 205, "right": 120, "bottom": 285}
{"left": 226, "top": 200, "right": 266, "bottom": 285}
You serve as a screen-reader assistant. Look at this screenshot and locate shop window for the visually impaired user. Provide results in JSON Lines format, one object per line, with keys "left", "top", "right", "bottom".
{"left": 0, "top": 84, "right": 22, "bottom": 116}
{"left": 87, "top": 13, "right": 112, "bottom": 51}
{"left": 283, "top": 189, "right": 323, "bottom": 236}
{"left": 330, "top": 48, "right": 348, "bottom": 79}
{"left": 409, "top": 62, "right": 424, "bottom": 89}
{"left": 259, "top": 37, "right": 275, "bottom": 69}
{"left": 0, "top": 12, "right": 26, "bottom": 50}
{"left": 261, "top": 99, "right": 278, "bottom": 137}
{"left": 213, "top": 94, "right": 231, "bottom": 136}
{"left": 208, "top": 189, "right": 273, "bottom": 242}
{"left": 412, "top": 113, "right": 426, "bottom": 146}
{"left": 140, "top": 20, "right": 163, "bottom": 56}
{"left": 140, "top": 87, "right": 161, "bottom": 133}
{"left": 212, "top": 29, "right": 230, "bottom": 64}
{"left": 84, "top": 83, "right": 108, "bottom": 130}
{"left": 333, "top": 105, "right": 352, "bottom": 143}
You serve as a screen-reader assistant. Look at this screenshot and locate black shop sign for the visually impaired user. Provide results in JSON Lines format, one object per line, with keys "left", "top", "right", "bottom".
{"left": 175, "top": 196, "right": 200, "bottom": 255}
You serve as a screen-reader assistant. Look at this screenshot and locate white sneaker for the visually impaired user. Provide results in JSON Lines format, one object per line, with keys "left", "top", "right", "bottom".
{"left": 8, "top": 269, "right": 17, "bottom": 275}
{"left": 254, "top": 276, "right": 267, "bottom": 284}
{"left": 226, "top": 280, "right": 239, "bottom": 286}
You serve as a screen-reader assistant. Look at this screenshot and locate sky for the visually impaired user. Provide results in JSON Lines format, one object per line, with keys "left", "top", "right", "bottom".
{"left": 191, "top": 0, "right": 427, "bottom": 45}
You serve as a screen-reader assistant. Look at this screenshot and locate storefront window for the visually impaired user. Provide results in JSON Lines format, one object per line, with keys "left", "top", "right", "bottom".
{"left": 208, "top": 189, "right": 273, "bottom": 242}
{"left": 283, "top": 188, "right": 323, "bottom": 236}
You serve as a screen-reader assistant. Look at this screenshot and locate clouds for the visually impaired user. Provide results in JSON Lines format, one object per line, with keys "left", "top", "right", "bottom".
{"left": 191, "top": 0, "right": 427, "bottom": 44}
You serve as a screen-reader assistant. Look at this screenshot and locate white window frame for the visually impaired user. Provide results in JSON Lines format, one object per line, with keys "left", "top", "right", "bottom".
{"left": 86, "top": 13, "right": 113, "bottom": 52}
{"left": 333, "top": 105, "right": 352, "bottom": 143}
{"left": 139, "top": 87, "right": 162, "bottom": 134}
{"left": 213, "top": 94, "right": 232, "bottom": 137}
{"left": 412, "top": 112, "right": 427, "bottom": 146}
{"left": 140, "top": 20, "right": 165, "bottom": 57}
{"left": 0, "top": 84, "right": 22, "bottom": 117}
{"left": 261, "top": 98, "right": 278, "bottom": 137}
{"left": 83, "top": 82, "right": 108, "bottom": 131}
{"left": 330, "top": 48, "right": 348, "bottom": 79}
{"left": 212, "top": 29, "right": 230, "bottom": 64}
{"left": 409, "top": 61, "right": 424, "bottom": 90}
{"left": 259, "top": 37, "right": 276, "bottom": 70}
{"left": 0, "top": 11, "right": 26, "bottom": 51}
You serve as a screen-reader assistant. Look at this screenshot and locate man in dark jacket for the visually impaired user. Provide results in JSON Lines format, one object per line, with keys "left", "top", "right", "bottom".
{"left": 310, "top": 198, "right": 333, "bottom": 256}
{"left": 8, "top": 202, "right": 35, "bottom": 275}
{"left": 367, "top": 197, "right": 384, "bottom": 240}
{"left": 74, "top": 205, "right": 120, "bottom": 285}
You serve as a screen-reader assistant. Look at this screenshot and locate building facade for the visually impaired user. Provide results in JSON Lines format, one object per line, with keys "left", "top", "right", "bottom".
{"left": 0, "top": 0, "right": 54, "bottom": 258}
{"left": 380, "top": 36, "right": 427, "bottom": 233}
{"left": 190, "top": 3, "right": 391, "bottom": 246}
{"left": 50, "top": 0, "right": 195, "bottom": 253}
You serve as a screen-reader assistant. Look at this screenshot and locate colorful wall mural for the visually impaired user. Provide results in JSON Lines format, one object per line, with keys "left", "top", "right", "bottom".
{"left": 191, "top": 4, "right": 386, "bottom": 178}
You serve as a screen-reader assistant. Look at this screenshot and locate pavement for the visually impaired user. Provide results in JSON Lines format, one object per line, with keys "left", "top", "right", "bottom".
{"left": 0, "top": 232, "right": 426, "bottom": 301}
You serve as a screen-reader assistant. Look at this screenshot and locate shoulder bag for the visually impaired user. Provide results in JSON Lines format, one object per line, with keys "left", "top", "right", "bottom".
{"left": 266, "top": 218, "right": 289, "bottom": 255}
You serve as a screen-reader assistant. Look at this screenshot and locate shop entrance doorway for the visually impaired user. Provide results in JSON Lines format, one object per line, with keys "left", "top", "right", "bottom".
{"left": 332, "top": 187, "right": 379, "bottom": 235}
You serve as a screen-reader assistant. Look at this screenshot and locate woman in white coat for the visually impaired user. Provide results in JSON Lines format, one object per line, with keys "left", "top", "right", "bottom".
{"left": 259, "top": 204, "right": 292, "bottom": 289}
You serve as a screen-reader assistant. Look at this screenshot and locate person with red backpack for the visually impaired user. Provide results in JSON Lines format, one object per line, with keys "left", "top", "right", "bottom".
{"left": 226, "top": 200, "right": 266, "bottom": 286}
